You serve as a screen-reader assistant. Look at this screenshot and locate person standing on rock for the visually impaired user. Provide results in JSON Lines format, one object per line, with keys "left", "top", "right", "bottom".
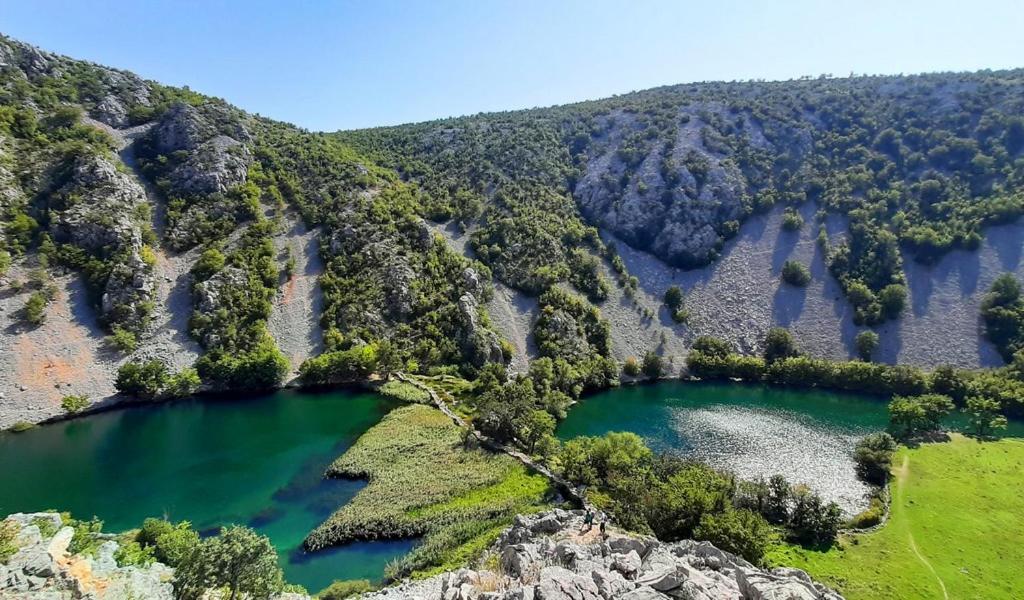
{"left": 582, "top": 509, "right": 594, "bottom": 532}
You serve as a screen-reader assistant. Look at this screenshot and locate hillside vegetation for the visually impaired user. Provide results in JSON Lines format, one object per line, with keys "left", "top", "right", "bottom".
{"left": 4, "top": 32, "right": 1024, "bottom": 421}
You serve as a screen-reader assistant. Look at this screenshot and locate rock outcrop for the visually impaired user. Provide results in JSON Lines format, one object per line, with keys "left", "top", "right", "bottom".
{"left": 0, "top": 512, "right": 174, "bottom": 599}
{"left": 52, "top": 154, "right": 156, "bottom": 328}
{"left": 366, "top": 509, "right": 843, "bottom": 600}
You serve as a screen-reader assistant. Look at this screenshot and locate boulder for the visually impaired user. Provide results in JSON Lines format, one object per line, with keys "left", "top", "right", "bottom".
{"left": 611, "top": 550, "right": 642, "bottom": 578}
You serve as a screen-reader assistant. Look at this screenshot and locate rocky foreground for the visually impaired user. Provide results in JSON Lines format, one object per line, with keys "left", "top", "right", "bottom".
{"left": 368, "top": 510, "right": 843, "bottom": 600}
{"left": 1, "top": 510, "right": 842, "bottom": 600}
{"left": 0, "top": 512, "right": 173, "bottom": 599}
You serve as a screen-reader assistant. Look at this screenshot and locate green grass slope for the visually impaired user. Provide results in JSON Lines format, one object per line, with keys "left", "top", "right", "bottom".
{"left": 771, "top": 434, "right": 1024, "bottom": 599}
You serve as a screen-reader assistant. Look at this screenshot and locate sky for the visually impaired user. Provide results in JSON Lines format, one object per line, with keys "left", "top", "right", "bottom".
{"left": 2, "top": 0, "right": 1022, "bottom": 131}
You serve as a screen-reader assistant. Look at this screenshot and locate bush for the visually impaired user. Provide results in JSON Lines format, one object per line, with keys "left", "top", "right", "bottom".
{"left": 318, "top": 579, "right": 376, "bottom": 600}
{"left": 781, "top": 261, "right": 811, "bottom": 286}
{"left": 694, "top": 508, "right": 773, "bottom": 565}
{"left": 855, "top": 330, "right": 879, "bottom": 361}
{"left": 980, "top": 273, "right": 1024, "bottom": 362}
{"left": 108, "top": 326, "right": 138, "bottom": 353}
{"left": 642, "top": 351, "right": 666, "bottom": 378}
{"left": 788, "top": 487, "right": 843, "bottom": 546}
{"left": 622, "top": 356, "right": 641, "bottom": 377}
{"left": 299, "top": 344, "right": 378, "bottom": 385}
{"left": 664, "top": 286, "right": 687, "bottom": 322}
{"left": 115, "top": 360, "right": 169, "bottom": 399}
{"left": 136, "top": 518, "right": 200, "bottom": 568}
{"left": 22, "top": 291, "right": 49, "bottom": 325}
{"left": 878, "top": 284, "right": 907, "bottom": 319}
{"left": 691, "top": 336, "right": 733, "bottom": 359}
{"left": 165, "top": 368, "right": 201, "bottom": 398}
{"left": 763, "top": 328, "right": 798, "bottom": 363}
{"left": 61, "top": 394, "right": 90, "bottom": 414}
{"left": 853, "top": 432, "right": 897, "bottom": 485}
{"left": 781, "top": 207, "right": 804, "bottom": 231}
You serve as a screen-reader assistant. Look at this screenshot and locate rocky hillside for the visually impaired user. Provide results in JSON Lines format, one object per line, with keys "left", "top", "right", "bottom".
{"left": 367, "top": 509, "right": 843, "bottom": 600}
{"left": 3, "top": 33, "right": 1024, "bottom": 426}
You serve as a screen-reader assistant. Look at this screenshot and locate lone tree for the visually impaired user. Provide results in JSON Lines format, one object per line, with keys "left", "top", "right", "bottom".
{"left": 781, "top": 260, "right": 811, "bottom": 286}
{"left": 853, "top": 432, "right": 897, "bottom": 485}
{"left": 175, "top": 525, "right": 282, "bottom": 600}
{"left": 663, "top": 285, "right": 688, "bottom": 322}
{"left": 888, "top": 394, "right": 954, "bottom": 439}
{"left": 763, "top": 328, "right": 799, "bottom": 363}
{"left": 855, "top": 330, "right": 879, "bottom": 361}
{"left": 964, "top": 396, "right": 1008, "bottom": 438}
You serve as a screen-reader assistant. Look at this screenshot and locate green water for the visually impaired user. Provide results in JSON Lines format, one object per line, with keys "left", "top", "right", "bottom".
{"left": 558, "top": 381, "right": 1022, "bottom": 513}
{"left": 0, "top": 388, "right": 412, "bottom": 593}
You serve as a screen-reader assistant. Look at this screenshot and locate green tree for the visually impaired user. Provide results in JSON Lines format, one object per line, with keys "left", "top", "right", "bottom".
{"left": 694, "top": 508, "right": 773, "bottom": 564}
{"left": 888, "top": 394, "right": 954, "bottom": 438}
{"left": 115, "top": 360, "right": 169, "bottom": 400}
{"left": 781, "top": 260, "right": 811, "bottom": 286}
{"left": 963, "top": 396, "right": 1008, "bottom": 438}
{"left": 878, "top": 284, "right": 908, "bottom": 319}
{"left": 692, "top": 336, "right": 733, "bottom": 359}
{"left": 642, "top": 351, "right": 666, "bottom": 378}
{"left": 853, "top": 432, "right": 897, "bottom": 485}
{"left": 175, "top": 526, "right": 282, "bottom": 600}
{"left": 22, "top": 291, "right": 49, "bottom": 325}
{"left": 855, "top": 330, "right": 879, "bottom": 361}
{"left": 521, "top": 409, "right": 556, "bottom": 453}
{"left": 763, "top": 327, "right": 798, "bottom": 363}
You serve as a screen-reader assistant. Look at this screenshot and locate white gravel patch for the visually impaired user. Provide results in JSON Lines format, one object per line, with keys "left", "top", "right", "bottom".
{"left": 267, "top": 216, "right": 325, "bottom": 376}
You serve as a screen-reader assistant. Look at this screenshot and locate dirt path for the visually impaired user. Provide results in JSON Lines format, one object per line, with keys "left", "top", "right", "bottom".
{"left": 894, "top": 455, "right": 949, "bottom": 600}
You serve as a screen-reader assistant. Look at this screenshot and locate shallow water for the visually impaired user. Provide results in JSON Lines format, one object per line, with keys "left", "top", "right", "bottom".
{"left": 0, "top": 389, "right": 411, "bottom": 593}
{"left": 562, "top": 381, "right": 894, "bottom": 513}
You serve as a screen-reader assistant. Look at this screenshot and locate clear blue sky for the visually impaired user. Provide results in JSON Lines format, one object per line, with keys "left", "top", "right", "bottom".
{"left": 2, "top": 0, "right": 1022, "bottom": 131}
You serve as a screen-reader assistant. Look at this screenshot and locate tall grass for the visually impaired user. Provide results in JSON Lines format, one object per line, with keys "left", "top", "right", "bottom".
{"left": 305, "top": 404, "right": 552, "bottom": 579}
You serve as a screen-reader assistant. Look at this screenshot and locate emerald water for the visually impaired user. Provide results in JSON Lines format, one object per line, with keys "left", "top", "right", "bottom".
{"left": 559, "top": 381, "right": 894, "bottom": 513}
{"left": 0, "top": 388, "right": 411, "bottom": 593}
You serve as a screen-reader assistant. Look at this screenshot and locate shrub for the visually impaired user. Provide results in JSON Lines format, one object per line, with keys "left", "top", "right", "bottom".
{"left": 878, "top": 284, "right": 907, "bottom": 319}
{"left": 763, "top": 328, "right": 798, "bottom": 363}
{"left": 781, "top": 207, "right": 804, "bottom": 231}
{"left": 22, "top": 291, "right": 49, "bottom": 325}
{"left": 319, "top": 579, "right": 376, "bottom": 600}
{"left": 164, "top": 368, "right": 201, "bottom": 398}
{"left": 694, "top": 508, "right": 773, "bottom": 565}
{"left": 855, "top": 330, "right": 879, "bottom": 361}
{"left": 0, "top": 250, "right": 10, "bottom": 277}
{"left": 853, "top": 432, "right": 897, "bottom": 485}
{"left": 781, "top": 261, "right": 811, "bottom": 286}
{"left": 980, "top": 273, "right": 1024, "bottom": 362}
{"left": 136, "top": 518, "right": 200, "bottom": 567}
{"left": 115, "top": 360, "right": 169, "bottom": 400}
{"left": 788, "top": 487, "right": 843, "bottom": 546}
{"left": 7, "top": 421, "right": 35, "bottom": 433}
{"left": 61, "top": 394, "right": 90, "bottom": 414}
{"left": 664, "top": 286, "right": 687, "bottom": 322}
{"left": 108, "top": 326, "right": 138, "bottom": 353}
{"left": 691, "top": 336, "right": 733, "bottom": 359}
{"left": 299, "top": 344, "right": 378, "bottom": 385}
{"left": 191, "top": 247, "right": 226, "bottom": 281}
{"left": 622, "top": 356, "right": 641, "bottom": 377}
{"left": 1, "top": 520, "right": 19, "bottom": 562}
{"left": 642, "top": 351, "right": 666, "bottom": 378}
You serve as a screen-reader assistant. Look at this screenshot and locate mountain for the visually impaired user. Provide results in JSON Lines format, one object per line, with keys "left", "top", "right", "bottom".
{"left": 2, "top": 34, "right": 1024, "bottom": 426}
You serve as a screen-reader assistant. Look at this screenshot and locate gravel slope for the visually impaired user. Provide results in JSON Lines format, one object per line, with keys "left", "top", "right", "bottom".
{"left": 267, "top": 216, "right": 325, "bottom": 376}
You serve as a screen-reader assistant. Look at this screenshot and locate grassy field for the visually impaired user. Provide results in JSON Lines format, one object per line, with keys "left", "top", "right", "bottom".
{"left": 305, "top": 404, "right": 552, "bottom": 579}
{"left": 770, "top": 434, "right": 1024, "bottom": 599}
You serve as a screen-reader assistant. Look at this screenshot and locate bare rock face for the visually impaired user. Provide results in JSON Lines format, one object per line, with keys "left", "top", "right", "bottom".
{"left": 149, "top": 102, "right": 254, "bottom": 197}
{"left": 51, "top": 154, "right": 155, "bottom": 327}
{"left": 573, "top": 106, "right": 809, "bottom": 268}
{"left": 458, "top": 292, "right": 506, "bottom": 367}
{"left": 368, "top": 510, "right": 844, "bottom": 600}
{"left": 1, "top": 513, "right": 173, "bottom": 600}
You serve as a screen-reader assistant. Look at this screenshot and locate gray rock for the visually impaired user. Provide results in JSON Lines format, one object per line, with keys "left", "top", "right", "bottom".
{"left": 612, "top": 550, "right": 642, "bottom": 578}
{"left": 618, "top": 587, "right": 670, "bottom": 600}
{"left": 736, "top": 567, "right": 822, "bottom": 600}
{"left": 534, "top": 566, "right": 602, "bottom": 600}
{"left": 590, "top": 568, "right": 634, "bottom": 599}
{"left": 458, "top": 293, "right": 506, "bottom": 367}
